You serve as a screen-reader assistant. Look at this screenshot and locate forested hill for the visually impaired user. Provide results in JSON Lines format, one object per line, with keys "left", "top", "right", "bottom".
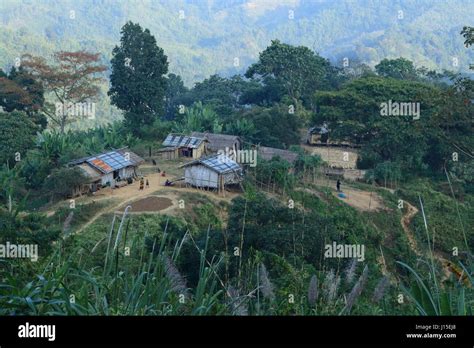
{"left": 1, "top": 0, "right": 473, "bottom": 86}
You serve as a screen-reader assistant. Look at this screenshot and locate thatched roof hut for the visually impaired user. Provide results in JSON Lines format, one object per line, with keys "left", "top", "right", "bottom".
{"left": 190, "top": 132, "right": 241, "bottom": 153}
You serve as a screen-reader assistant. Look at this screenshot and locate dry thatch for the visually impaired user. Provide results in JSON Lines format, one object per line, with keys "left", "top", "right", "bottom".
{"left": 258, "top": 146, "right": 298, "bottom": 164}
{"left": 191, "top": 132, "right": 241, "bottom": 153}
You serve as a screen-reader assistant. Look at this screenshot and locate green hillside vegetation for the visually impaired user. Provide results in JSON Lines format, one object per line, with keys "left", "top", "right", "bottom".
{"left": 1, "top": 0, "right": 473, "bottom": 86}
{"left": 0, "top": 17, "right": 473, "bottom": 316}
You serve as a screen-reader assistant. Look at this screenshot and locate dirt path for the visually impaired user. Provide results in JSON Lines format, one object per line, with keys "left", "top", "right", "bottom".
{"left": 401, "top": 202, "right": 421, "bottom": 255}
{"left": 400, "top": 200, "right": 453, "bottom": 282}
{"left": 71, "top": 170, "right": 239, "bottom": 234}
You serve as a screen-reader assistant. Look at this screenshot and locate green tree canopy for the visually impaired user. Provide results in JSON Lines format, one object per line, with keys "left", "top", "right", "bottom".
{"left": 313, "top": 76, "right": 440, "bottom": 172}
{"left": 461, "top": 25, "right": 474, "bottom": 69}
{"left": 172, "top": 102, "right": 222, "bottom": 134}
{"left": 0, "top": 111, "right": 38, "bottom": 167}
{"left": 109, "top": 21, "right": 169, "bottom": 131}
{"left": 164, "top": 73, "right": 188, "bottom": 120}
{"left": 375, "top": 58, "right": 418, "bottom": 80}
{"left": 0, "top": 67, "right": 45, "bottom": 114}
{"left": 245, "top": 40, "right": 337, "bottom": 106}
{"left": 238, "top": 103, "right": 301, "bottom": 149}
{"left": 180, "top": 75, "right": 264, "bottom": 118}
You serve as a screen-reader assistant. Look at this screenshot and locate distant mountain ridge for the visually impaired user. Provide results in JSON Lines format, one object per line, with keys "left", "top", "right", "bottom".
{"left": 0, "top": 0, "right": 473, "bottom": 86}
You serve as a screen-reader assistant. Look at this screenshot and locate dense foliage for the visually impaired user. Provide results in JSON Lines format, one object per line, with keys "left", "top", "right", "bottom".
{"left": 0, "top": 17, "right": 473, "bottom": 317}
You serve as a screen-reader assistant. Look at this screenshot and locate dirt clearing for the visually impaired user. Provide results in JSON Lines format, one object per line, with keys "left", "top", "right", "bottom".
{"left": 334, "top": 188, "right": 384, "bottom": 211}
{"left": 120, "top": 196, "right": 174, "bottom": 212}
{"left": 314, "top": 178, "right": 385, "bottom": 212}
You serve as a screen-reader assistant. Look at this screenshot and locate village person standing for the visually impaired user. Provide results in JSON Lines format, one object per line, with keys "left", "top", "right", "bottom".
{"left": 139, "top": 177, "right": 144, "bottom": 190}
{"left": 336, "top": 179, "right": 341, "bottom": 192}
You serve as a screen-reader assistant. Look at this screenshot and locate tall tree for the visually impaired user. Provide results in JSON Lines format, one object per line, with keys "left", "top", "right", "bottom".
{"left": 109, "top": 21, "right": 169, "bottom": 131}
{"left": 0, "top": 111, "right": 38, "bottom": 166}
{"left": 245, "top": 40, "right": 336, "bottom": 107}
{"left": 164, "top": 73, "right": 188, "bottom": 120}
{"left": 375, "top": 58, "right": 418, "bottom": 80}
{"left": 0, "top": 67, "right": 44, "bottom": 113}
{"left": 21, "top": 51, "right": 106, "bottom": 133}
{"left": 0, "top": 67, "right": 47, "bottom": 129}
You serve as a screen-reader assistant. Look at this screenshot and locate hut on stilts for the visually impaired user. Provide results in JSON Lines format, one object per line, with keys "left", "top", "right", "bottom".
{"left": 179, "top": 154, "right": 243, "bottom": 196}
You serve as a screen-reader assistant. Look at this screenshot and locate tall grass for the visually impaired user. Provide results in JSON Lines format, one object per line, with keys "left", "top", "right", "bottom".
{"left": 1, "top": 186, "right": 471, "bottom": 316}
{"left": 397, "top": 195, "right": 473, "bottom": 315}
{"left": 0, "top": 215, "right": 224, "bottom": 315}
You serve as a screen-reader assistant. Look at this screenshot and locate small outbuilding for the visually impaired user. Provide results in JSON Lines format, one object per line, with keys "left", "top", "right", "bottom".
{"left": 307, "top": 124, "right": 329, "bottom": 145}
{"left": 180, "top": 154, "right": 243, "bottom": 194}
{"left": 161, "top": 134, "right": 207, "bottom": 159}
{"left": 157, "top": 146, "right": 179, "bottom": 160}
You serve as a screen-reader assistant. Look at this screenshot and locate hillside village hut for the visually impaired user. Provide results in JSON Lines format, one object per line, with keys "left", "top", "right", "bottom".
{"left": 257, "top": 146, "right": 299, "bottom": 165}
{"left": 180, "top": 154, "right": 243, "bottom": 194}
{"left": 160, "top": 134, "right": 207, "bottom": 159}
{"left": 307, "top": 124, "right": 329, "bottom": 145}
{"left": 190, "top": 132, "right": 242, "bottom": 154}
{"left": 69, "top": 148, "right": 144, "bottom": 193}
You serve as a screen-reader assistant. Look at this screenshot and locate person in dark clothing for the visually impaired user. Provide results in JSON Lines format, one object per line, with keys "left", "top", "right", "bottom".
{"left": 336, "top": 179, "right": 341, "bottom": 192}
{"left": 145, "top": 179, "right": 149, "bottom": 188}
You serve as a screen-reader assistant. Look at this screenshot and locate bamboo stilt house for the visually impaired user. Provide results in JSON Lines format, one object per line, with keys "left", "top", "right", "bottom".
{"left": 180, "top": 154, "right": 243, "bottom": 194}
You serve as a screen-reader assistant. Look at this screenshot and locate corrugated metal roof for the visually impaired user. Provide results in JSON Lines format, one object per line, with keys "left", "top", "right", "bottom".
{"left": 70, "top": 148, "right": 144, "bottom": 174}
{"left": 181, "top": 154, "right": 242, "bottom": 174}
{"left": 77, "top": 163, "right": 102, "bottom": 182}
{"left": 116, "top": 148, "right": 145, "bottom": 166}
{"left": 162, "top": 134, "right": 206, "bottom": 149}
{"left": 308, "top": 124, "right": 329, "bottom": 135}
{"left": 87, "top": 151, "right": 132, "bottom": 173}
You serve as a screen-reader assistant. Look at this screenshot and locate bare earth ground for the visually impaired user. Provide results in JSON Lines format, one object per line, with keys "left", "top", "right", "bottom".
{"left": 313, "top": 178, "right": 385, "bottom": 212}
{"left": 118, "top": 196, "right": 173, "bottom": 213}
{"left": 70, "top": 163, "right": 239, "bottom": 233}
{"left": 401, "top": 201, "right": 421, "bottom": 255}
{"left": 334, "top": 187, "right": 384, "bottom": 211}
{"left": 400, "top": 201, "right": 453, "bottom": 281}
